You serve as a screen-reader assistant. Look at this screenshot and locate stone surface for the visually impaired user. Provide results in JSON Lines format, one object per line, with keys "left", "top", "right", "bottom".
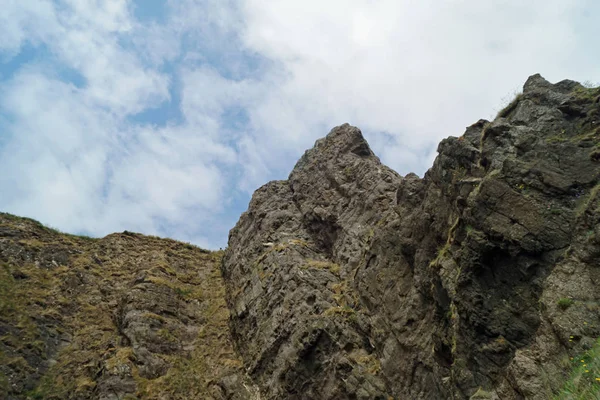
{"left": 223, "top": 75, "right": 600, "bottom": 399}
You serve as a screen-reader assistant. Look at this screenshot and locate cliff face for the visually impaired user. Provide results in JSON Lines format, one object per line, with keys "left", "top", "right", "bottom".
{"left": 222, "top": 75, "right": 600, "bottom": 399}
{"left": 0, "top": 214, "right": 257, "bottom": 400}
{"left": 2, "top": 74, "right": 600, "bottom": 400}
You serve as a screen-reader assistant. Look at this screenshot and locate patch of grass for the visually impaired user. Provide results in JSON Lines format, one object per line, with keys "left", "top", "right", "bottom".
{"left": 572, "top": 85, "right": 600, "bottom": 101}
{"left": 323, "top": 305, "right": 356, "bottom": 317}
{"left": 1, "top": 212, "right": 244, "bottom": 399}
{"left": 146, "top": 276, "right": 202, "bottom": 300}
{"left": 253, "top": 241, "right": 293, "bottom": 267}
{"left": 447, "top": 217, "right": 461, "bottom": 243}
{"left": 470, "top": 387, "right": 494, "bottom": 399}
{"left": 0, "top": 263, "right": 17, "bottom": 315}
{"left": 0, "top": 212, "right": 47, "bottom": 228}
{"left": 586, "top": 230, "right": 596, "bottom": 241}
{"left": 496, "top": 92, "right": 523, "bottom": 119}
{"left": 324, "top": 280, "right": 361, "bottom": 324}
{"left": 343, "top": 165, "right": 355, "bottom": 180}
{"left": 42, "top": 224, "right": 96, "bottom": 241}
{"left": 174, "top": 287, "right": 193, "bottom": 297}
{"left": 557, "top": 298, "right": 575, "bottom": 310}
{"left": 0, "top": 373, "right": 9, "bottom": 398}
{"left": 349, "top": 351, "right": 381, "bottom": 375}
{"left": 548, "top": 135, "right": 569, "bottom": 144}
{"left": 478, "top": 121, "right": 492, "bottom": 150}
{"left": 302, "top": 259, "right": 341, "bottom": 275}
{"left": 554, "top": 338, "right": 600, "bottom": 399}
{"left": 183, "top": 242, "right": 196, "bottom": 250}
{"left": 430, "top": 242, "right": 451, "bottom": 268}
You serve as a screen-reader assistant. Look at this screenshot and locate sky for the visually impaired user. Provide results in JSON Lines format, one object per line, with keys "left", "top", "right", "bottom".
{"left": 0, "top": 1, "right": 599, "bottom": 249}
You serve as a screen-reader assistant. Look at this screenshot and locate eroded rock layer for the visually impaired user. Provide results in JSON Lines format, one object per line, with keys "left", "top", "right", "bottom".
{"left": 223, "top": 75, "right": 600, "bottom": 399}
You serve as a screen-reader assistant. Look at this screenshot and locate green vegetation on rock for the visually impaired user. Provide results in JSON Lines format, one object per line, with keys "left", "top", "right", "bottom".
{"left": 0, "top": 212, "right": 251, "bottom": 399}
{"left": 555, "top": 338, "right": 600, "bottom": 400}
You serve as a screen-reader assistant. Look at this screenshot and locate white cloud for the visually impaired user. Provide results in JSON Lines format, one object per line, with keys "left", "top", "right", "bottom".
{"left": 180, "top": 66, "right": 257, "bottom": 127}
{"left": 0, "top": 68, "right": 112, "bottom": 228}
{"left": 60, "top": 0, "right": 134, "bottom": 32}
{"left": 0, "top": 0, "right": 58, "bottom": 55}
{"left": 0, "top": 0, "right": 246, "bottom": 247}
{"left": 237, "top": 0, "right": 600, "bottom": 179}
{"left": 1, "top": 0, "right": 599, "bottom": 248}
{"left": 0, "top": 67, "right": 233, "bottom": 247}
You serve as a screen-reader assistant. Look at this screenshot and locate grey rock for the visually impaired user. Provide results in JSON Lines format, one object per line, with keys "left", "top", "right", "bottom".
{"left": 223, "top": 75, "right": 600, "bottom": 399}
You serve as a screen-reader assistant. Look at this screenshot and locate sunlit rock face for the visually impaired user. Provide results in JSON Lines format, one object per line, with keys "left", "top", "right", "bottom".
{"left": 223, "top": 75, "right": 600, "bottom": 399}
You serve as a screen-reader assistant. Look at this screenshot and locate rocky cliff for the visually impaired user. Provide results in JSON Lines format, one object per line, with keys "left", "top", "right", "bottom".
{"left": 0, "top": 214, "right": 257, "bottom": 399}
{"left": 222, "top": 74, "right": 600, "bottom": 399}
{"left": 2, "top": 74, "right": 600, "bottom": 400}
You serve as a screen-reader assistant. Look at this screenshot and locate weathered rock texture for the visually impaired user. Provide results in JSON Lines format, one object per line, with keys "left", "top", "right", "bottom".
{"left": 2, "top": 74, "right": 599, "bottom": 400}
{"left": 0, "top": 213, "right": 258, "bottom": 400}
{"left": 223, "top": 75, "right": 600, "bottom": 399}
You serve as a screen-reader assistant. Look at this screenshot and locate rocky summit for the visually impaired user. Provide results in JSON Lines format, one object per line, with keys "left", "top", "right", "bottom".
{"left": 2, "top": 74, "right": 600, "bottom": 399}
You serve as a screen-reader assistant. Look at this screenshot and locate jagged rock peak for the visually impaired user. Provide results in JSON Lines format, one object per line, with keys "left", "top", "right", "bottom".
{"left": 292, "top": 123, "right": 377, "bottom": 174}
{"left": 524, "top": 72, "right": 586, "bottom": 94}
{"left": 223, "top": 74, "right": 600, "bottom": 399}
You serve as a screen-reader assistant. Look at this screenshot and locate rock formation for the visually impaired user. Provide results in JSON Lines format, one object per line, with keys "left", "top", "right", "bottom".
{"left": 2, "top": 74, "right": 600, "bottom": 399}
{"left": 0, "top": 214, "right": 258, "bottom": 399}
{"left": 222, "top": 74, "right": 600, "bottom": 399}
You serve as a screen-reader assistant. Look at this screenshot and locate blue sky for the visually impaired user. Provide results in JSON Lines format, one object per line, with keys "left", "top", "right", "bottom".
{"left": 1, "top": 0, "right": 599, "bottom": 249}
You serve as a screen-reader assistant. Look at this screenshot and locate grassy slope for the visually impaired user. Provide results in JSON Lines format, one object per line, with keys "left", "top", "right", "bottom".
{"left": 0, "top": 213, "right": 243, "bottom": 399}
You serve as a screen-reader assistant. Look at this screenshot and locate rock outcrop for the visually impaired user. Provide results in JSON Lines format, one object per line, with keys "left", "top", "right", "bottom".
{"left": 2, "top": 74, "right": 599, "bottom": 400}
{"left": 222, "top": 74, "right": 600, "bottom": 399}
{"left": 0, "top": 214, "right": 258, "bottom": 399}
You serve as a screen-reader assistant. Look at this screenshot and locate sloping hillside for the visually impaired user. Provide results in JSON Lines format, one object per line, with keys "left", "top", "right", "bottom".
{"left": 0, "top": 213, "right": 256, "bottom": 399}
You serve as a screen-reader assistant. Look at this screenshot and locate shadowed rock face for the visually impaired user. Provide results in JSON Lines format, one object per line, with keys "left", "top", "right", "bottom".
{"left": 223, "top": 75, "right": 600, "bottom": 399}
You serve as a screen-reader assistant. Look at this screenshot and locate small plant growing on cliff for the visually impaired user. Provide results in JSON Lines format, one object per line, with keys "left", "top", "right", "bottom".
{"left": 430, "top": 243, "right": 450, "bottom": 268}
{"left": 323, "top": 305, "right": 356, "bottom": 322}
{"left": 551, "top": 208, "right": 562, "bottom": 216}
{"left": 496, "top": 91, "right": 523, "bottom": 119}
{"left": 557, "top": 298, "right": 575, "bottom": 310}
{"left": 350, "top": 352, "right": 381, "bottom": 375}
{"left": 303, "top": 259, "right": 341, "bottom": 275}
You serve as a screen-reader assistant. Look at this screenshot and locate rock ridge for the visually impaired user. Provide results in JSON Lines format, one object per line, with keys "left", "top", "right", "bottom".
{"left": 2, "top": 73, "right": 600, "bottom": 399}
{"left": 223, "top": 74, "right": 600, "bottom": 399}
{"left": 0, "top": 213, "right": 259, "bottom": 399}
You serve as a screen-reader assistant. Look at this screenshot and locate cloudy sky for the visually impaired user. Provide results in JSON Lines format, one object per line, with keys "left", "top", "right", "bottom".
{"left": 1, "top": 0, "right": 599, "bottom": 248}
